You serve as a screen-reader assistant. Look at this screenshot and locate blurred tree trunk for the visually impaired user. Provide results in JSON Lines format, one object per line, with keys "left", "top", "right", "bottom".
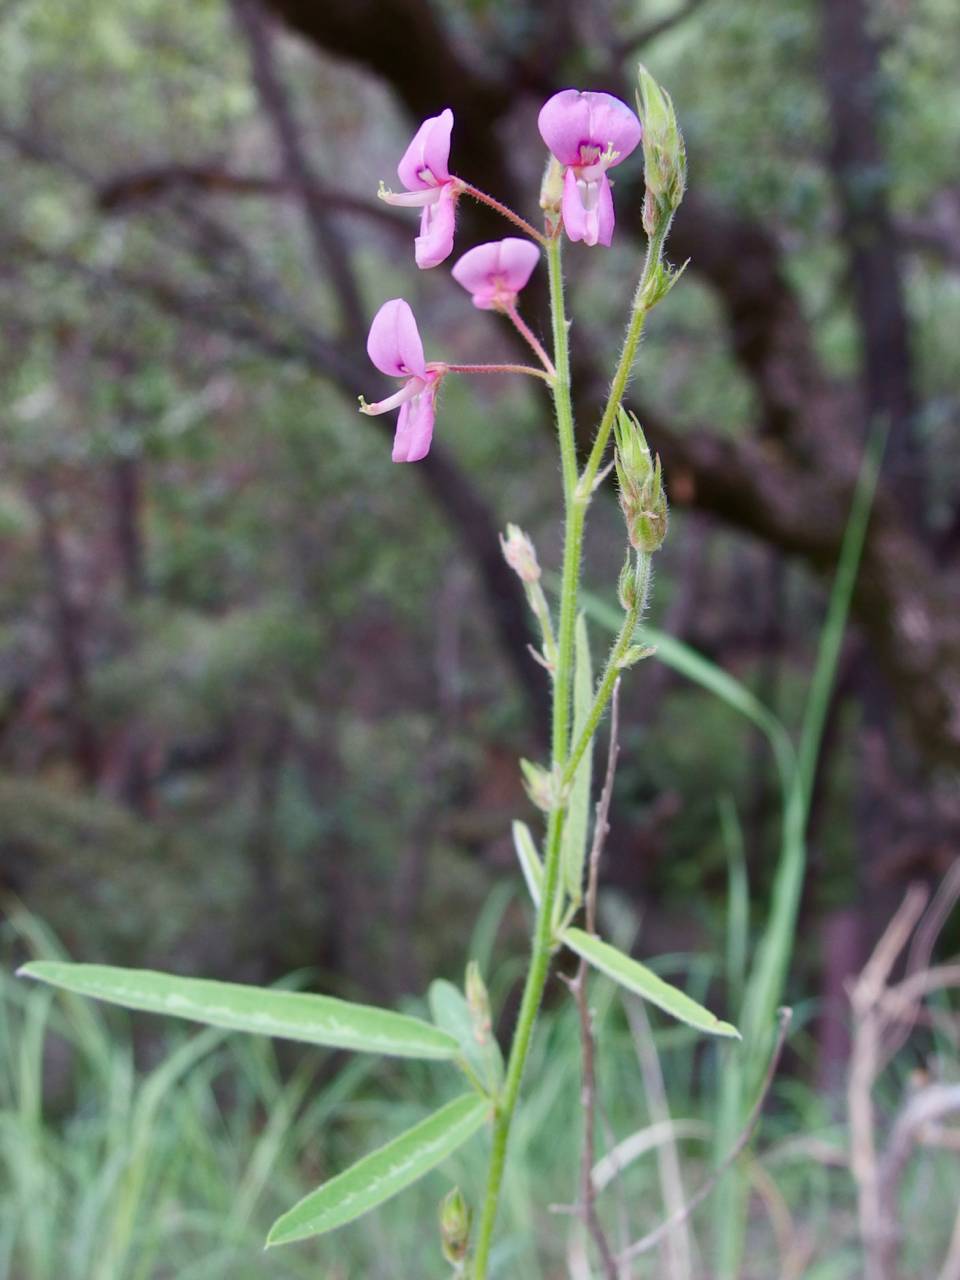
{"left": 27, "top": 471, "right": 101, "bottom": 786}
{"left": 820, "top": 0, "right": 923, "bottom": 518}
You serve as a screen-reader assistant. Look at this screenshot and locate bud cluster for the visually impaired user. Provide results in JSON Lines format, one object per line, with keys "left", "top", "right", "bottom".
{"left": 613, "top": 407, "right": 668, "bottom": 554}
{"left": 636, "top": 64, "right": 686, "bottom": 235}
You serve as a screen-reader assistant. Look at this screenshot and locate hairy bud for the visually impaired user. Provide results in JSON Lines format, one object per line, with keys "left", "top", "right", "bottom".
{"left": 636, "top": 63, "right": 686, "bottom": 232}
{"left": 439, "top": 1186, "right": 472, "bottom": 1265}
{"left": 614, "top": 407, "right": 668, "bottom": 553}
{"left": 500, "top": 523, "right": 541, "bottom": 584}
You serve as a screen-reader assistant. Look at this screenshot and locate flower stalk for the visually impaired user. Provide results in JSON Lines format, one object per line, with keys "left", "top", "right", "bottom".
{"left": 472, "top": 235, "right": 581, "bottom": 1277}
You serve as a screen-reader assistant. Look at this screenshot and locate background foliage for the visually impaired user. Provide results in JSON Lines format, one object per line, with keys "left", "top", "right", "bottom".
{"left": 0, "top": 0, "right": 958, "bottom": 1274}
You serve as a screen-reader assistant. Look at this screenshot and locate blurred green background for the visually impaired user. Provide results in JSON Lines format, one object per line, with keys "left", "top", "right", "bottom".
{"left": 0, "top": 0, "right": 958, "bottom": 1274}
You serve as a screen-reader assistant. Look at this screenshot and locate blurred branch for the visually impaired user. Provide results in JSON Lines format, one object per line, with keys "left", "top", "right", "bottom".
{"left": 613, "top": 0, "right": 707, "bottom": 58}
{"left": 847, "top": 881, "right": 960, "bottom": 1280}
{"left": 229, "top": 0, "right": 365, "bottom": 339}
{"left": 97, "top": 162, "right": 406, "bottom": 233}
{"left": 0, "top": 120, "right": 90, "bottom": 180}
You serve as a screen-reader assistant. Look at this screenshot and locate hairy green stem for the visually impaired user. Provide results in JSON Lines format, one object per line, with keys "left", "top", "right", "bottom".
{"left": 472, "top": 237, "right": 580, "bottom": 1279}
{"left": 580, "top": 217, "right": 671, "bottom": 494}
{"left": 562, "top": 554, "right": 651, "bottom": 792}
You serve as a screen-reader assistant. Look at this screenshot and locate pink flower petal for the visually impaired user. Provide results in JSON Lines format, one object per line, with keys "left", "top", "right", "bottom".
{"left": 561, "top": 167, "right": 588, "bottom": 243}
{"left": 496, "top": 238, "right": 541, "bottom": 292}
{"left": 595, "top": 173, "right": 615, "bottom": 246}
{"left": 397, "top": 108, "right": 454, "bottom": 191}
{"left": 561, "top": 168, "right": 615, "bottom": 247}
{"left": 392, "top": 380, "right": 437, "bottom": 462}
{"left": 451, "top": 238, "right": 540, "bottom": 308}
{"left": 366, "top": 299, "right": 427, "bottom": 379}
{"left": 415, "top": 182, "right": 457, "bottom": 269}
{"left": 538, "top": 90, "right": 642, "bottom": 169}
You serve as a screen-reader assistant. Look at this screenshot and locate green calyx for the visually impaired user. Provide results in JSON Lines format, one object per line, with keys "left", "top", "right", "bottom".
{"left": 614, "top": 407, "right": 669, "bottom": 554}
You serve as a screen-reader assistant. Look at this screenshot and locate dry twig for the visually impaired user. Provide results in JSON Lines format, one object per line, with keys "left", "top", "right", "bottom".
{"left": 617, "top": 1006, "right": 793, "bottom": 1267}
{"left": 848, "top": 878, "right": 960, "bottom": 1280}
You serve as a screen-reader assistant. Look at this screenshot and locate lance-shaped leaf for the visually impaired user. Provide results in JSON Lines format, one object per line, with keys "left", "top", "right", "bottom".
{"left": 19, "top": 962, "right": 459, "bottom": 1060}
{"left": 267, "top": 1092, "right": 489, "bottom": 1246}
{"left": 511, "top": 819, "right": 543, "bottom": 906}
{"left": 562, "top": 928, "right": 740, "bottom": 1040}
{"left": 561, "top": 613, "right": 593, "bottom": 903}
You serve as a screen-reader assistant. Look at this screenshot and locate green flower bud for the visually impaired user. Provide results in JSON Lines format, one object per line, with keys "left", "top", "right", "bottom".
{"left": 636, "top": 63, "right": 686, "bottom": 231}
{"left": 614, "top": 406, "right": 669, "bottom": 554}
{"left": 439, "top": 1186, "right": 472, "bottom": 1265}
{"left": 617, "top": 554, "right": 637, "bottom": 611}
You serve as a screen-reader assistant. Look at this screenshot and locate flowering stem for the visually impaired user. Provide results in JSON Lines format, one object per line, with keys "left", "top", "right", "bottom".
{"left": 453, "top": 178, "right": 549, "bottom": 247}
{"left": 502, "top": 304, "right": 557, "bottom": 377}
{"left": 472, "top": 236, "right": 580, "bottom": 1280}
{"left": 562, "top": 554, "right": 651, "bottom": 792}
{"left": 443, "top": 361, "right": 553, "bottom": 383}
{"left": 580, "top": 215, "right": 671, "bottom": 493}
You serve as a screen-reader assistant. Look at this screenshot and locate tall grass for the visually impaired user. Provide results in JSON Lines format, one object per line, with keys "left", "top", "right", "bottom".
{"left": 2, "top": 899, "right": 957, "bottom": 1276}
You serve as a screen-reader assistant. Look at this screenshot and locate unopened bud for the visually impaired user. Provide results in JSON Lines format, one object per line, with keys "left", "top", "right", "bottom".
{"left": 618, "top": 642, "right": 656, "bottom": 669}
{"left": 636, "top": 63, "right": 686, "bottom": 230}
{"left": 540, "top": 155, "right": 564, "bottom": 222}
{"left": 614, "top": 407, "right": 668, "bottom": 554}
{"left": 520, "top": 758, "right": 555, "bottom": 812}
{"left": 465, "top": 961, "right": 492, "bottom": 1047}
{"left": 439, "top": 1186, "right": 472, "bottom": 1265}
{"left": 500, "top": 523, "right": 541, "bottom": 584}
{"left": 618, "top": 555, "right": 637, "bottom": 611}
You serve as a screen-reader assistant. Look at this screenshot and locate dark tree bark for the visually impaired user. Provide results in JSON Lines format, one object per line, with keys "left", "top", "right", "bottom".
{"left": 27, "top": 471, "right": 101, "bottom": 785}
{"left": 820, "top": 0, "right": 923, "bottom": 520}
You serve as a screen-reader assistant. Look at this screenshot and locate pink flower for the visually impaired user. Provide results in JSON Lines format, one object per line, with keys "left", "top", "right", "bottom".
{"left": 451, "top": 238, "right": 540, "bottom": 310}
{"left": 359, "top": 298, "right": 444, "bottom": 463}
{"left": 537, "top": 90, "right": 642, "bottom": 247}
{"left": 379, "top": 108, "right": 459, "bottom": 269}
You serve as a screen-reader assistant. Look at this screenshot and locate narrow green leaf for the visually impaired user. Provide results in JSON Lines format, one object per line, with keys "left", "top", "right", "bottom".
{"left": 511, "top": 819, "right": 543, "bottom": 906}
{"left": 561, "top": 613, "right": 593, "bottom": 903}
{"left": 19, "top": 963, "right": 459, "bottom": 1061}
{"left": 266, "top": 1092, "right": 489, "bottom": 1246}
{"left": 428, "top": 978, "right": 503, "bottom": 1094}
{"left": 561, "top": 928, "right": 740, "bottom": 1040}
